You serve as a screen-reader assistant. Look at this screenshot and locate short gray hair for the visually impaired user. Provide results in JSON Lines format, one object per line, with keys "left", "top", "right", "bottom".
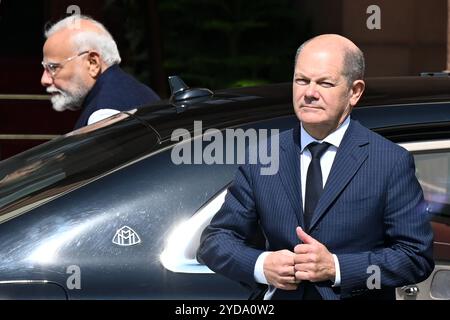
{"left": 295, "top": 39, "right": 365, "bottom": 85}
{"left": 45, "top": 15, "right": 121, "bottom": 66}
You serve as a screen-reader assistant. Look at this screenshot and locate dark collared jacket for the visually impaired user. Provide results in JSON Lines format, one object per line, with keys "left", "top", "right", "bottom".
{"left": 74, "top": 65, "right": 160, "bottom": 129}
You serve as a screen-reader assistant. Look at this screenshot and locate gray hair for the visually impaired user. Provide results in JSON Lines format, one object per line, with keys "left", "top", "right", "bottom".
{"left": 295, "top": 38, "right": 365, "bottom": 86}
{"left": 44, "top": 15, "right": 121, "bottom": 66}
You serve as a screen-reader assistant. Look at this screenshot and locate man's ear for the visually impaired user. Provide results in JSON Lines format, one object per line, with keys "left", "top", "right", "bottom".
{"left": 86, "top": 52, "right": 102, "bottom": 78}
{"left": 349, "top": 80, "right": 365, "bottom": 107}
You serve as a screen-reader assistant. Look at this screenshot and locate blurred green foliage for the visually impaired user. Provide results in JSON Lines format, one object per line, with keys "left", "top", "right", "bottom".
{"left": 103, "top": 0, "right": 154, "bottom": 86}
{"left": 104, "top": 0, "right": 311, "bottom": 91}
{"left": 159, "top": 0, "right": 310, "bottom": 89}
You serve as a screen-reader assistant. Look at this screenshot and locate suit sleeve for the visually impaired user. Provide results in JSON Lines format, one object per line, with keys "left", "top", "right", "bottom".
{"left": 337, "top": 151, "right": 434, "bottom": 297}
{"left": 198, "top": 164, "right": 264, "bottom": 288}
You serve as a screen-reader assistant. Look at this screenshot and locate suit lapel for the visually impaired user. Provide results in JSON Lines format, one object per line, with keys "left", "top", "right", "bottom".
{"left": 309, "top": 120, "right": 369, "bottom": 231}
{"left": 278, "top": 125, "right": 304, "bottom": 226}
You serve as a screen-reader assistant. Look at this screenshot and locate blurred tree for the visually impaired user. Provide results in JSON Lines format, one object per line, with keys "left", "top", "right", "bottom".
{"left": 103, "top": 0, "right": 167, "bottom": 96}
{"left": 158, "top": 0, "right": 310, "bottom": 89}
{"left": 103, "top": 0, "right": 311, "bottom": 94}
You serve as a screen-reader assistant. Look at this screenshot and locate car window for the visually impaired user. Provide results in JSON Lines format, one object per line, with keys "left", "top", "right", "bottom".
{"left": 0, "top": 114, "right": 158, "bottom": 221}
{"left": 414, "top": 151, "right": 450, "bottom": 212}
{"left": 401, "top": 139, "right": 450, "bottom": 218}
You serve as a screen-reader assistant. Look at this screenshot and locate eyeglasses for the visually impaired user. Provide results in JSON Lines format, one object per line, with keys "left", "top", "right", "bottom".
{"left": 41, "top": 51, "right": 89, "bottom": 77}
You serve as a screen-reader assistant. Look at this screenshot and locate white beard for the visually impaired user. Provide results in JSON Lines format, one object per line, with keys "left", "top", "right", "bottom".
{"left": 47, "top": 73, "right": 91, "bottom": 112}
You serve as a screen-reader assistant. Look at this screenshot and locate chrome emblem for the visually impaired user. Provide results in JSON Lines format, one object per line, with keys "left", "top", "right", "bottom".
{"left": 112, "top": 226, "right": 141, "bottom": 246}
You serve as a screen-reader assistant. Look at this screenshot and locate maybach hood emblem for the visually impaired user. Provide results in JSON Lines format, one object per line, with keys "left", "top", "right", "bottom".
{"left": 113, "top": 226, "right": 141, "bottom": 246}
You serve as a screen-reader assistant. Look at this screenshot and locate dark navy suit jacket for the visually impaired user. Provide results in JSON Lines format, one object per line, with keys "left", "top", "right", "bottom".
{"left": 198, "top": 119, "right": 434, "bottom": 300}
{"left": 74, "top": 65, "right": 160, "bottom": 129}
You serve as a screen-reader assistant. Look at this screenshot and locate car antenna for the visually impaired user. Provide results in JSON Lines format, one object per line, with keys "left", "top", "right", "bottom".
{"left": 168, "top": 76, "right": 213, "bottom": 113}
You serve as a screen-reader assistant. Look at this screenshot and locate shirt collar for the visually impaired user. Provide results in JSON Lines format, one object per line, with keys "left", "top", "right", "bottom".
{"left": 300, "top": 116, "right": 351, "bottom": 153}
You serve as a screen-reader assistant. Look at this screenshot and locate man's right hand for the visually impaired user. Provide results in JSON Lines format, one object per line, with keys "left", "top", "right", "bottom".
{"left": 263, "top": 250, "right": 299, "bottom": 290}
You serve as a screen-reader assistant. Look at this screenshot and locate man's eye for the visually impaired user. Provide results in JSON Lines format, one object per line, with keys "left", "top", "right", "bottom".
{"left": 295, "top": 79, "right": 309, "bottom": 85}
{"left": 320, "top": 82, "right": 334, "bottom": 88}
{"left": 48, "top": 64, "right": 60, "bottom": 73}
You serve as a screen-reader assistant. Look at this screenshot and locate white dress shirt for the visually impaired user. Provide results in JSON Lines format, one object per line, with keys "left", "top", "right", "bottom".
{"left": 254, "top": 117, "right": 350, "bottom": 299}
{"left": 87, "top": 109, "right": 121, "bottom": 125}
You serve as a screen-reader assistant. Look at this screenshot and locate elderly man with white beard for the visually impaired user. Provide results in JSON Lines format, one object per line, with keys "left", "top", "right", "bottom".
{"left": 41, "top": 15, "right": 159, "bottom": 130}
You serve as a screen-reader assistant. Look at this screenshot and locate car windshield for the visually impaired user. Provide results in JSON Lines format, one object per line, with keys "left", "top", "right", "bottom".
{"left": 0, "top": 113, "right": 158, "bottom": 220}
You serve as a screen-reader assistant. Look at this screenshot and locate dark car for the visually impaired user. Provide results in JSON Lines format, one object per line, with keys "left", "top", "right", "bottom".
{"left": 0, "top": 76, "right": 449, "bottom": 300}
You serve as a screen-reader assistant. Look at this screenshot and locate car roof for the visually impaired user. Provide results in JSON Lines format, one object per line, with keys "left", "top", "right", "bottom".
{"left": 131, "top": 76, "right": 450, "bottom": 142}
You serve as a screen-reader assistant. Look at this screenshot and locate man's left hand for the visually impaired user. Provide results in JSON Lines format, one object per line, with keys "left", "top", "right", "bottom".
{"left": 293, "top": 227, "right": 335, "bottom": 283}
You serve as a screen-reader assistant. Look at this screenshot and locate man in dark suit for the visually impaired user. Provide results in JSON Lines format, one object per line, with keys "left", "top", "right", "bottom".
{"left": 41, "top": 15, "right": 160, "bottom": 130}
{"left": 198, "top": 34, "right": 434, "bottom": 300}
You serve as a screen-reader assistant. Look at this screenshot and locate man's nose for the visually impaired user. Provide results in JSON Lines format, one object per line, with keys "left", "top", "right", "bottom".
{"left": 41, "top": 69, "right": 53, "bottom": 87}
{"left": 305, "top": 82, "right": 319, "bottom": 99}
